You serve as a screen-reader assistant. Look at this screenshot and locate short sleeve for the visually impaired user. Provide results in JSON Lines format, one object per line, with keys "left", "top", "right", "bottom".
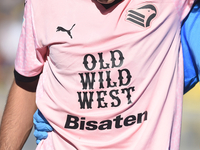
{"left": 14, "top": 0, "right": 48, "bottom": 80}
{"left": 181, "top": 1, "right": 200, "bottom": 94}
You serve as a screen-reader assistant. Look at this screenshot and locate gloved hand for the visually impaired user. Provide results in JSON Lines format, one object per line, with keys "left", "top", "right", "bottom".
{"left": 33, "top": 109, "right": 53, "bottom": 144}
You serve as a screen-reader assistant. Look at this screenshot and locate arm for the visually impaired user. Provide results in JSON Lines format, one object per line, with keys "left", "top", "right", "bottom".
{"left": 0, "top": 78, "right": 38, "bottom": 150}
{"left": 182, "top": 0, "right": 200, "bottom": 94}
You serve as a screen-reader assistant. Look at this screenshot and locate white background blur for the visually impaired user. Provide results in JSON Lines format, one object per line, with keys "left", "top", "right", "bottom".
{"left": 0, "top": 0, "right": 200, "bottom": 149}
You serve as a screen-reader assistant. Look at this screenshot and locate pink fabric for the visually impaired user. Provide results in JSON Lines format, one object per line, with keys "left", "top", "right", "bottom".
{"left": 15, "top": 0, "right": 194, "bottom": 149}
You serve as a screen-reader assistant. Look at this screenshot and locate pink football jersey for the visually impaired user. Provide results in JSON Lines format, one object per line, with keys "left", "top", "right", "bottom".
{"left": 15, "top": 0, "right": 194, "bottom": 149}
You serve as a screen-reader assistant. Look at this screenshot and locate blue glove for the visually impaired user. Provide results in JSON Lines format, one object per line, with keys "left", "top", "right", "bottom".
{"left": 182, "top": 1, "right": 200, "bottom": 94}
{"left": 33, "top": 109, "right": 53, "bottom": 144}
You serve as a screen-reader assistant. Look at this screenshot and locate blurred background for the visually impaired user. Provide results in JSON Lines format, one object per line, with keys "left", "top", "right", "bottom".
{"left": 0, "top": 1, "right": 199, "bottom": 150}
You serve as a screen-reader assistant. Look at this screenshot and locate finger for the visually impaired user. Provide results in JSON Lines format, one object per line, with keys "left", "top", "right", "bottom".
{"left": 36, "top": 139, "right": 41, "bottom": 145}
{"left": 34, "top": 122, "right": 53, "bottom": 132}
{"left": 33, "top": 117, "right": 53, "bottom": 132}
{"left": 33, "top": 109, "right": 47, "bottom": 123}
{"left": 34, "top": 130, "right": 48, "bottom": 140}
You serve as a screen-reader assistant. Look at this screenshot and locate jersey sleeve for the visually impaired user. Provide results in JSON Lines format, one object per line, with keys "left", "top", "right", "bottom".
{"left": 14, "top": 0, "right": 48, "bottom": 82}
{"left": 181, "top": 1, "right": 200, "bottom": 94}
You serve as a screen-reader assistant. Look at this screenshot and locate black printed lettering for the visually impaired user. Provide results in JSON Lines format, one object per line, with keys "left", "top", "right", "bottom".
{"left": 77, "top": 92, "right": 94, "bottom": 109}
{"left": 98, "top": 71, "right": 104, "bottom": 89}
{"left": 98, "top": 120, "right": 112, "bottom": 130}
{"left": 113, "top": 115, "right": 123, "bottom": 128}
{"left": 110, "top": 89, "right": 121, "bottom": 107}
{"left": 124, "top": 115, "right": 136, "bottom": 126}
{"left": 97, "top": 91, "right": 108, "bottom": 108}
{"left": 83, "top": 54, "right": 97, "bottom": 70}
{"left": 137, "top": 111, "right": 148, "bottom": 123}
{"left": 80, "top": 117, "right": 85, "bottom": 130}
{"left": 64, "top": 115, "right": 79, "bottom": 129}
{"left": 79, "top": 72, "right": 95, "bottom": 90}
{"left": 121, "top": 86, "right": 135, "bottom": 104}
{"left": 118, "top": 69, "right": 132, "bottom": 86}
{"left": 110, "top": 50, "right": 124, "bottom": 68}
{"left": 98, "top": 52, "right": 110, "bottom": 69}
{"left": 106, "top": 71, "right": 117, "bottom": 88}
{"left": 64, "top": 111, "right": 148, "bottom": 130}
{"left": 86, "top": 121, "right": 98, "bottom": 130}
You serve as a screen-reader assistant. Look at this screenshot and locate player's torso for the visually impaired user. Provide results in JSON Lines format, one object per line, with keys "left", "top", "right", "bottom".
{"left": 32, "top": 0, "right": 184, "bottom": 149}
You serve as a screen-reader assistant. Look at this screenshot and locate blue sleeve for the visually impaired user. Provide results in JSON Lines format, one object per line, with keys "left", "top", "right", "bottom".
{"left": 181, "top": 1, "right": 200, "bottom": 94}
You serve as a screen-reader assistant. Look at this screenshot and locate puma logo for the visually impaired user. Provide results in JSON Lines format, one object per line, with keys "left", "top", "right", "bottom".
{"left": 56, "top": 24, "right": 76, "bottom": 39}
